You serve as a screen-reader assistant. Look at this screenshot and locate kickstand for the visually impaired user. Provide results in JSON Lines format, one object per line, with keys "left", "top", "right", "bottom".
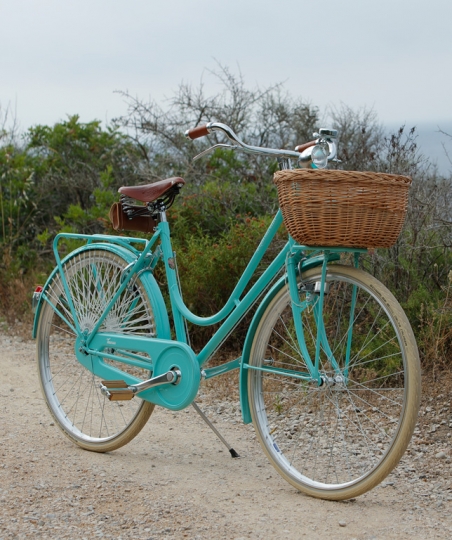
{"left": 191, "top": 401, "right": 240, "bottom": 458}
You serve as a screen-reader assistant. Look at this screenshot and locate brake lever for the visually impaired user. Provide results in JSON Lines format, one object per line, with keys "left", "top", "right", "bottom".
{"left": 192, "top": 144, "right": 239, "bottom": 162}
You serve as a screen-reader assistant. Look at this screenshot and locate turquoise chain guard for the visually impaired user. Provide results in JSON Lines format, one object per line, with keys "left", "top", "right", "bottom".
{"left": 79, "top": 333, "right": 200, "bottom": 410}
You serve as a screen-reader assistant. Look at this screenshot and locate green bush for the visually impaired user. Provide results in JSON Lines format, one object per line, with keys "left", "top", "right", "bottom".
{"left": 0, "top": 141, "right": 41, "bottom": 262}
{"left": 169, "top": 215, "right": 285, "bottom": 348}
{"left": 0, "top": 74, "right": 451, "bottom": 369}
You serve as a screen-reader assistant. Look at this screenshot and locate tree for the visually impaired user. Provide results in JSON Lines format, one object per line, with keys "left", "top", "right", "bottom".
{"left": 117, "top": 64, "right": 319, "bottom": 235}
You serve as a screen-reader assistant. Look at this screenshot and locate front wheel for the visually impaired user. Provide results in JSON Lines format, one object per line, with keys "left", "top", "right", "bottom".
{"left": 36, "top": 248, "right": 158, "bottom": 452}
{"left": 248, "top": 264, "right": 420, "bottom": 500}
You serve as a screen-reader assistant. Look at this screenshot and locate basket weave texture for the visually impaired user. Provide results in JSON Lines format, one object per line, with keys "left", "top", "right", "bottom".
{"left": 273, "top": 169, "right": 412, "bottom": 248}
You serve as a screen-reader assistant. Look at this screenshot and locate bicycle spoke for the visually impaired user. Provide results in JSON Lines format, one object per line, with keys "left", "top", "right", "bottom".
{"left": 37, "top": 249, "right": 156, "bottom": 450}
{"left": 248, "top": 265, "right": 419, "bottom": 499}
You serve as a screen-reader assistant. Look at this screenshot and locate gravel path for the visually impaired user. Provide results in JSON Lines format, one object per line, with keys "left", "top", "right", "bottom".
{"left": 1, "top": 331, "right": 451, "bottom": 539}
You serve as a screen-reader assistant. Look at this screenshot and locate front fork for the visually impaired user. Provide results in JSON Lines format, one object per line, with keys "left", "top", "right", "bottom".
{"left": 285, "top": 249, "right": 361, "bottom": 386}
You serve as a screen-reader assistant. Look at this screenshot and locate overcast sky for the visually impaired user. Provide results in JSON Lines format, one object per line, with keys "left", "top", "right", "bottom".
{"left": 1, "top": 0, "right": 452, "bottom": 169}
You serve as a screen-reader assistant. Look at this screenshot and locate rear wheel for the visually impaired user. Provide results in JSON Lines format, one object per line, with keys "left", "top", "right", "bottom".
{"left": 248, "top": 265, "right": 420, "bottom": 500}
{"left": 36, "top": 248, "right": 157, "bottom": 452}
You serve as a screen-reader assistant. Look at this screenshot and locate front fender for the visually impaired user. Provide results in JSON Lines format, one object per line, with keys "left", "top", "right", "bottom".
{"left": 239, "top": 276, "right": 287, "bottom": 424}
{"left": 32, "top": 243, "right": 170, "bottom": 340}
{"left": 239, "top": 251, "right": 340, "bottom": 424}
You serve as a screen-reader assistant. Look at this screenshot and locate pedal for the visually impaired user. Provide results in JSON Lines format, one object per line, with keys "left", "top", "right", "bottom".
{"left": 107, "top": 389, "right": 135, "bottom": 401}
{"left": 100, "top": 371, "right": 179, "bottom": 402}
{"left": 101, "top": 380, "right": 128, "bottom": 388}
{"left": 100, "top": 380, "right": 135, "bottom": 401}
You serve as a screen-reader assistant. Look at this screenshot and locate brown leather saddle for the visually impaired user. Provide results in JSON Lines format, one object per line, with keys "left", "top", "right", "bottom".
{"left": 118, "top": 177, "right": 185, "bottom": 203}
{"left": 110, "top": 177, "right": 185, "bottom": 233}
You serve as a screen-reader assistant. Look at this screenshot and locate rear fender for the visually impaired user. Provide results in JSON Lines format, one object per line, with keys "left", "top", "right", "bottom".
{"left": 32, "top": 243, "right": 169, "bottom": 339}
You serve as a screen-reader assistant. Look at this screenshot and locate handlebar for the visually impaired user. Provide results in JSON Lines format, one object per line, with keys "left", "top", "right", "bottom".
{"left": 186, "top": 124, "right": 210, "bottom": 140}
{"left": 185, "top": 122, "right": 338, "bottom": 168}
{"left": 294, "top": 140, "right": 317, "bottom": 153}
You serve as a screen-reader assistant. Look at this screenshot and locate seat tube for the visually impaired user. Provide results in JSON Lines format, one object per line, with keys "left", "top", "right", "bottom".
{"left": 158, "top": 217, "right": 188, "bottom": 343}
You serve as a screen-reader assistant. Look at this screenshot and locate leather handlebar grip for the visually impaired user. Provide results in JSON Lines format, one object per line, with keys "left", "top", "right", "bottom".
{"left": 295, "top": 140, "right": 317, "bottom": 153}
{"left": 187, "top": 124, "right": 209, "bottom": 140}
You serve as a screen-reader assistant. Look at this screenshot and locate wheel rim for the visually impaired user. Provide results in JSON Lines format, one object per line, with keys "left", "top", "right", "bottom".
{"left": 249, "top": 267, "right": 415, "bottom": 494}
{"left": 37, "top": 250, "right": 155, "bottom": 445}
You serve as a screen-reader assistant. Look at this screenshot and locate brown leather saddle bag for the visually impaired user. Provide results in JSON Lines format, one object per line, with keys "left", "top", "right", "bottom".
{"left": 109, "top": 202, "right": 156, "bottom": 234}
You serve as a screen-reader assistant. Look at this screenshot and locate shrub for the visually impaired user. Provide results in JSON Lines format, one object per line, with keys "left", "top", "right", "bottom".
{"left": 168, "top": 215, "right": 285, "bottom": 348}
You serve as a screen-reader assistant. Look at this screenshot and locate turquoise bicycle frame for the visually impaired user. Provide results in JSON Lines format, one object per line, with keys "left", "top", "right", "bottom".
{"left": 32, "top": 209, "right": 365, "bottom": 421}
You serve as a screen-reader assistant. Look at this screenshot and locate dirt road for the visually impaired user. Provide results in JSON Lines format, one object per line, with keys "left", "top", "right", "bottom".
{"left": 1, "top": 330, "right": 451, "bottom": 539}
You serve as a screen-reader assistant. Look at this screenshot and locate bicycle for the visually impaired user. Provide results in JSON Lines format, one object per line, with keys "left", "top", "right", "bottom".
{"left": 32, "top": 122, "right": 421, "bottom": 500}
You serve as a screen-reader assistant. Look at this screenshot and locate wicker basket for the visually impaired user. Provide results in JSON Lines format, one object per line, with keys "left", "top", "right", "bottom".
{"left": 273, "top": 169, "right": 412, "bottom": 248}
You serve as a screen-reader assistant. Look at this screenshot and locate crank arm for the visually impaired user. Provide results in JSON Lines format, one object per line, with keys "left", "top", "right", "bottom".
{"left": 133, "top": 369, "right": 181, "bottom": 393}
{"left": 100, "top": 370, "right": 181, "bottom": 401}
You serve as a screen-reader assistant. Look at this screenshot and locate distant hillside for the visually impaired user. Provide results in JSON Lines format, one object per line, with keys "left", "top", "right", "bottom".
{"left": 386, "top": 121, "right": 452, "bottom": 176}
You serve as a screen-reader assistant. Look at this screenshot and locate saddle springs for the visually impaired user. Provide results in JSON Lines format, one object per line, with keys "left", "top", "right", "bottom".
{"left": 109, "top": 177, "right": 185, "bottom": 233}
{"left": 109, "top": 198, "right": 157, "bottom": 234}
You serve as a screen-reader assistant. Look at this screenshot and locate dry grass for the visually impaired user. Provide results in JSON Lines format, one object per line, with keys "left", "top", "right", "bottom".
{"left": 418, "top": 270, "right": 452, "bottom": 372}
{"left": 0, "top": 272, "right": 35, "bottom": 328}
